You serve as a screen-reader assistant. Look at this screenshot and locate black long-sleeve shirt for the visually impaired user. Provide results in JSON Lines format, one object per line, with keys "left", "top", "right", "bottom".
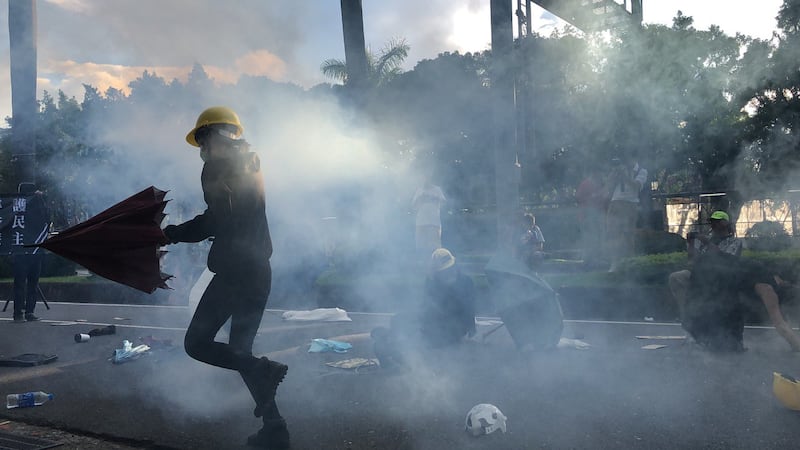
{"left": 165, "top": 151, "right": 272, "bottom": 277}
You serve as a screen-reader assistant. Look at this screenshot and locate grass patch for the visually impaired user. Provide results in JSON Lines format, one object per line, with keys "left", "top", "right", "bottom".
{"left": 541, "top": 271, "right": 620, "bottom": 288}
{"left": 0, "top": 275, "right": 103, "bottom": 284}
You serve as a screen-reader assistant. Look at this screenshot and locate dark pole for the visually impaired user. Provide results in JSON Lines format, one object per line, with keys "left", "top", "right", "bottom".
{"left": 631, "top": 0, "right": 643, "bottom": 24}
{"left": 339, "top": 0, "right": 369, "bottom": 95}
{"left": 490, "top": 0, "right": 519, "bottom": 253}
{"left": 8, "top": 0, "right": 38, "bottom": 188}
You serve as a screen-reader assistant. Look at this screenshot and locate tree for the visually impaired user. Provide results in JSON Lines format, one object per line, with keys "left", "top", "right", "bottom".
{"left": 320, "top": 38, "right": 410, "bottom": 88}
{"left": 7, "top": 0, "right": 38, "bottom": 186}
{"left": 739, "top": 0, "right": 800, "bottom": 192}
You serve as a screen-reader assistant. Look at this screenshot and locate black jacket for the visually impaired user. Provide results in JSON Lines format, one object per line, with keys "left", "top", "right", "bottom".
{"left": 165, "top": 151, "right": 272, "bottom": 276}
{"left": 420, "top": 270, "right": 476, "bottom": 346}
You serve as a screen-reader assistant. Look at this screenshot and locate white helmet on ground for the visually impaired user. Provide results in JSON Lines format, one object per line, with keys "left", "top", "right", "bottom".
{"left": 465, "top": 403, "right": 507, "bottom": 436}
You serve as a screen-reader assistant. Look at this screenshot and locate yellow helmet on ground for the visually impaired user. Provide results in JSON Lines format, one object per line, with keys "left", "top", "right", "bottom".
{"left": 773, "top": 372, "right": 800, "bottom": 410}
{"left": 186, "top": 106, "right": 244, "bottom": 147}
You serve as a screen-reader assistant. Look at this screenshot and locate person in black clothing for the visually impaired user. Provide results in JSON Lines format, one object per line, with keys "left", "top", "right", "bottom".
{"left": 161, "top": 106, "right": 288, "bottom": 449}
{"left": 372, "top": 248, "right": 476, "bottom": 369}
{"left": 12, "top": 183, "right": 49, "bottom": 323}
{"left": 420, "top": 248, "right": 477, "bottom": 347}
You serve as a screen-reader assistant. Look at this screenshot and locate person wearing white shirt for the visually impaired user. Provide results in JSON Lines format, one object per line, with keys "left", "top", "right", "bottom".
{"left": 412, "top": 176, "right": 447, "bottom": 260}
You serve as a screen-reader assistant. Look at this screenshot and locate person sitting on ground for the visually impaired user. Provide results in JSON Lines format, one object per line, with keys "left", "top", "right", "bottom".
{"left": 668, "top": 211, "right": 742, "bottom": 324}
{"left": 372, "top": 248, "right": 476, "bottom": 369}
{"left": 670, "top": 211, "right": 800, "bottom": 351}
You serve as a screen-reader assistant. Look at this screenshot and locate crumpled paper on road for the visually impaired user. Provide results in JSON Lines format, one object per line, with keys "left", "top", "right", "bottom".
{"left": 557, "top": 337, "right": 591, "bottom": 350}
{"left": 282, "top": 308, "right": 352, "bottom": 322}
{"left": 325, "top": 358, "right": 379, "bottom": 370}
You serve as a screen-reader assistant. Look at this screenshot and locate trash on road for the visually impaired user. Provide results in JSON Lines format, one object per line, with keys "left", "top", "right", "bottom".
{"left": 113, "top": 317, "right": 131, "bottom": 321}
{"left": 139, "top": 335, "right": 173, "bottom": 349}
{"left": 636, "top": 335, "right": 686, "bottom": 340}
{"left": 643, "top": 317, "right": 655, "bottom": 322}
{"left": 6, "top": 391, "right": 53, "bottom": 409}
{"left": 325, "top": 358, "right": 379, "bottom": 370}
{"left": 75, "top": 325, "right": 116, "bottom": 343}
{"left": 0, "top": 354, "right": 58, "bottom": 367}
{"left": 465, "top": 403, "right": 507, "bottom": 437}
{"left": 557, "top": 337, "right": 591, "bottom": 350}
{"left": 308, "top": 338, "right": 352, "bottom": 353}
{"left": 773, "top": 372, "right": 800, "bottom": 410}
{"left": 88, "top": 325, "right": 116, "bottom": 336}
{"left": 282, "top": 308, "right": 352, "bottom": 322}
{"left": 475, "top": 319, "right": 504, "bottom": 327}
{"left": 111, "top": 340, "right": 150, "bottom": 364}
{"left": 641, "top": 344, "right": 667, "bottom": 350}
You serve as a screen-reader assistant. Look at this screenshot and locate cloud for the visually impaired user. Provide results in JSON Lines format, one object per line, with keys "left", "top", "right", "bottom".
{"left": 39, "top": 50, "right": 290, "bottom": 100}
{"left": 234, "top": 50, "right": 288, "bottom": 80}
{"left": 447, "top": 5, "right": 492, "bottom": 53}
{"left": 43, "top": 0, "right": 93, "bottom": 14}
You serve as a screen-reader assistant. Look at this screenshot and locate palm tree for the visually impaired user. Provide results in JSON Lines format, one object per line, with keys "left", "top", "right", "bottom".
{"left": 321, "top": 38, "right": 410, "bottom": 87}
{"left": 8, "top": 0, "right": 38, "bottom": 186}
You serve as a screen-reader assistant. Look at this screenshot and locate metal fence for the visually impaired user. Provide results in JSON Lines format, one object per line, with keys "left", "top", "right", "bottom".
{"left": 663, "top": 194, "right": 798, "bottom": 239}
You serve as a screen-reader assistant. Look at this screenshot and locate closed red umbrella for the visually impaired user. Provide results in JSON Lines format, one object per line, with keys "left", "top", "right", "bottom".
{"left": 29, "top": 186, "right": 173, "bottom": 294}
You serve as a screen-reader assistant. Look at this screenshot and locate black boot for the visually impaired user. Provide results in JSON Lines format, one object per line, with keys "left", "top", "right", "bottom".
{"left": 246, "top": 418, "right": 290, "bottom": 449}
{"left": 242, "top": 357, "right": 288, "bottom": 418}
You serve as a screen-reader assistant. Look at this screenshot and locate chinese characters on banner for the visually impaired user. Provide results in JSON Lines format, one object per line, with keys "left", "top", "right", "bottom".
{"left": 0, "top": 194, "right": 49, "bottom": 255}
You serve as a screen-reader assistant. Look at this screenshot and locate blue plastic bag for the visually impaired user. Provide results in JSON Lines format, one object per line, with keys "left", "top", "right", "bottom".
{"left": 308, "top": 338, "right": 352, "bottom": 353}
{"left": 112, "top": 340, "right": 150, "bottom": 364}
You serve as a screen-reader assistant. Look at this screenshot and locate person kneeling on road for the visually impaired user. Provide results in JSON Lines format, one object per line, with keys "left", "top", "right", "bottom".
{"left": 372, "top": 248, "right": 477, "bottom": 369}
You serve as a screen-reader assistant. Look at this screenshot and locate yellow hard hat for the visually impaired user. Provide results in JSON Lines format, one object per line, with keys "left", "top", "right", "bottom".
{"left": 772, "top": 372, "right": 800, "bottom": 410}
{"left": 431, "top": 248, "right": 456, "bottom": 272}
{"left": 186, "top": 106, "right": 244, "bottom": 147}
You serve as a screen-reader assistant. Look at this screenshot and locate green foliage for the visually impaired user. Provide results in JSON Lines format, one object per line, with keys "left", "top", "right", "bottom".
{"left": 611, "top": 249, "right": 800, "bottom": 286}
{"left": 0, "top": 253, "right": 75, "bottom": 278}
{"left": 320, "top": 38, "right": 410, "bottom": 87}
{"left": 635, "top": 230, "right": 687, "bottom": 255}
{"left": 745, "top": 220, "right": 792, "bottom": 251}
{"left": 613, "top": 252, "right": 688, "bottom": 285}
{"left": 742, "top": 249, "right": 800, "bottom": 281}
{"left": 2, "top": 8, "right": 800, "bottom": 240}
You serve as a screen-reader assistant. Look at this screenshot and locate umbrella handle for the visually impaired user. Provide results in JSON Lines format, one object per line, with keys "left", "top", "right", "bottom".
{"left": 481, "top": 322, "right": 506, "bottom": 342}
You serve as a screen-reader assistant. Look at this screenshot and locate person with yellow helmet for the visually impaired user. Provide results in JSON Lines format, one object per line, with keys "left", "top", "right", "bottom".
{"left": 162, "top": 106, "right": 290, "bottom": 449}
{"left": 371, "top": 248, "right": 477, "bottom": 369}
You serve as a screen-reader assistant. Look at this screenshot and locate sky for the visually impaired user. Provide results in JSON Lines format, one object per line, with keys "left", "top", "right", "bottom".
{"left": 0, "top": 0, "right": 786, "bottom": 123}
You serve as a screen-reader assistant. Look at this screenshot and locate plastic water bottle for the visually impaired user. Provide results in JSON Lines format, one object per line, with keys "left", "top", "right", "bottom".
{"left": 6, "top": 391, "right": 54, "bottom": 409}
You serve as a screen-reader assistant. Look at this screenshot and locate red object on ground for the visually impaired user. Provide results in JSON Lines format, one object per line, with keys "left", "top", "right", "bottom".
{"left": 30, "top": 186, "right": 172, "bottom": 293}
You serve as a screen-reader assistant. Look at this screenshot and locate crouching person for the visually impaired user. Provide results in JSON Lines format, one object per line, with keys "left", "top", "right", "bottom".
{"left": 372, "top": 248, "right": 476, "bottom": 369}
{"left": 676, "top": 211, "right": 800, "bottom": 351}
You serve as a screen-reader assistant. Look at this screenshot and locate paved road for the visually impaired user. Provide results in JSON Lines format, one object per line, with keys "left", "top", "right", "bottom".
{"left": 1, "top": 302, "right": 799, "bottom": 449}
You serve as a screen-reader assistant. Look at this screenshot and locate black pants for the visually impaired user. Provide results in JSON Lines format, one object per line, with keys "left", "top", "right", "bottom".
{"left": 13, "top": 253, "right": 43, "bottom": 317}
{"left": 184, "top": 268, "right": 271, "bottom": 371}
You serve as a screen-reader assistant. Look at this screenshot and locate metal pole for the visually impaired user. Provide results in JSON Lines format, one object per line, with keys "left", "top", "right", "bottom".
{"left": 491, "top": 0, "right": 519, "bottom": 253}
